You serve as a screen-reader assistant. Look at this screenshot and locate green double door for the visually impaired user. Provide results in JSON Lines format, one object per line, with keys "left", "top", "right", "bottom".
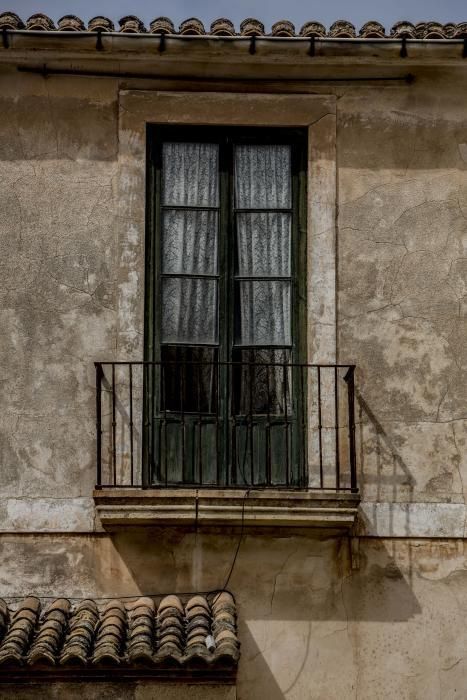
{"left": 144, "top": 126, "right": 307, "bottom": 488}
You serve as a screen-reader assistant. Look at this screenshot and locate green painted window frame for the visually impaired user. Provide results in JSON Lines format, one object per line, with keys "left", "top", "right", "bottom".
{"left": 144, "top": 124, "right": 307, "bottom": 487}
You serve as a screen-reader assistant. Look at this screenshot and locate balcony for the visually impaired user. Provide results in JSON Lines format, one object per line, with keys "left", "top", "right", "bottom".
{"left": 93, "top": 361, "right": 360, "bottom": 529}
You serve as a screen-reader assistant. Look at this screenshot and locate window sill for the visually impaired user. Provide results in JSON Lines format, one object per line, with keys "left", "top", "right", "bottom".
{"left": 93, "top": 488, "right": 360, "bottom": 530}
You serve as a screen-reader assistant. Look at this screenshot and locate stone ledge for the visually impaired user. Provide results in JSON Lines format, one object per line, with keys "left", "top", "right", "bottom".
{"left": 356, "top": 501, "right": 467, "bottom": 538}
{"left": 93, "top": 488, "right": 360, "bottom": 530}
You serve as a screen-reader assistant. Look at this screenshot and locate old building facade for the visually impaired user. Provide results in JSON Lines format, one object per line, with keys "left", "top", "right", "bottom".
{"left": 0, "top": 11, "right": 467, "bottom": 699}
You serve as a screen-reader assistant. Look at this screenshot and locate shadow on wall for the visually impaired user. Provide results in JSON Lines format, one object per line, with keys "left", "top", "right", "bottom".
{"left": 357, "top": 392, "right": 416, "bottom": 501}
{"left": 355, "top": 391, "right": 423, "bottom": 542}
{"left": 107, "top": 530, "right": 422, "bottom": 700}
{"left": 109, "top": 528, "right": 422, "bottom": 624}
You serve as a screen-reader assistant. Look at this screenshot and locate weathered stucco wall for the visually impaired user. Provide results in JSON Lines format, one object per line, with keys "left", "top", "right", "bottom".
{"left": 0, "top": 65, "right": 467, "bottom": 698}
{"left": 337, "top": 70, "right": 467, "bottom": 535}
{"left": 2, "top": 69, "right": 466, "bottom": 532}
{"left": 0, "top": 73, "right": 118, "bottom": 530}
{"left": 1, "top": 530, "right": 467, "bottom": 699}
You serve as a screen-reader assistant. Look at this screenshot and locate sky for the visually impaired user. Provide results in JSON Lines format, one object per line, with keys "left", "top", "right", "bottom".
{"left": 8, "top": 0, "right": 467, "bottom": 31}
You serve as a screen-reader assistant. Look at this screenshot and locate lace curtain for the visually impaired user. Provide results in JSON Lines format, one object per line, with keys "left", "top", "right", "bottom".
{"left": 160, "top": 141, "right": 292, "bottom": 415}
{"left": 234, "top": 144, "right": 292, "bottom": 414}
{"left": 234, "top": 144, "right": 292, "bottom": 347}
{"left": 161, "top": 143, "right": 219, "bottom": 344}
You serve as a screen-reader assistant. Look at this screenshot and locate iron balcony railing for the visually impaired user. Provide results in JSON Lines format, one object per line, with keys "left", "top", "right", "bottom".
{"left": 95, "top": 361, "right": 357, "bottom": 492}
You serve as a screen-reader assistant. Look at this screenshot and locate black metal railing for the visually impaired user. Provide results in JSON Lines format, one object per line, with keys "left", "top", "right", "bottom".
{"left": 95, "top": 361, "right": 357, "bottom": 492}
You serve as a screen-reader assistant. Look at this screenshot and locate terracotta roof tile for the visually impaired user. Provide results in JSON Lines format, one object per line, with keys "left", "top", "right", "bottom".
{"left": 0, "top": 12, "right": 24, "bottom": 29}
{"left": 271, "top": 20, "right": 296, "bottom": 37}
{"left": 299, "top": 21, "right": 326, "bottom": 38}
{"left": 60, "top": 599, "right": 99, "bottom": 665}
{"left": 179, "top": 18, "right": 205, "bottom": 35}
{"left": 57, "top": 15, "right": 85, "bottom": 32}
{"left": 25, "top": 13, "right": 55, "bottom": 31}
{"left": 87, "top": 16, "right": 114, "bottom": 33}
{"left": 0, "top": 593, "right": 239, "bottom": 679}
{"left": 119, "top": 15, "right": 146, "bottom": 33}
{"left": 240, "top": 18, "right": 265, "bottom": 36}
{"left": 454, "top": 22, "right": 467, "bottom": 38}
{"left": 390, "top": 21, "right": 417, "bottom": 38}
{"left": 329, "top": 20, "right": 356, "bottom": 38}
{"left": 0, "top": 13, "right": 466, "bottom": 39}
{"left": 210, "top": 18, "right": 235, "bottom": 36}
{"left": 149, "top": 16, "right": 175, "bottom": 34}
{"left": 359, "top": 21, "right": 386, "bottom": 38}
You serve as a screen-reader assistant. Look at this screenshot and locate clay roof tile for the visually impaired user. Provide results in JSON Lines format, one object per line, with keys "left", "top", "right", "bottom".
{"left": 0, "top": 12, "right": 25, "bottom": 29}
{"left": 210, "top": 18, "right": 235, "bottom": 36}
{"left": 0, "top": 594, "right": 237, "bottom": 675}
{"left": 1, "top": 15, "right": 465, "bottom": 41}
{"left": 88, "top": 16, "right": 114, "bottom": 32}
{"left": 25, "top": 13, "right": 55, "bottom": 30}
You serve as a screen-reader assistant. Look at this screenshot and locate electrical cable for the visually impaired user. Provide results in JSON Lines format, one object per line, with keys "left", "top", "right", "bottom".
{"left": 211, "top": 371, "right": 266, "bottom": 605}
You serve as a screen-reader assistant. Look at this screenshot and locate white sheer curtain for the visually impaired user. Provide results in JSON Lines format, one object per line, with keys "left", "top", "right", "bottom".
{"left": 161, "top": 142, "right": 219, "bottom": 345}
{"left": 159, "top": 140, "right": 293, "bottom": 414}
{"left": 234, "top": 144, "right": 291, "bottom": 209}
{"left": 234, "top": 144, "right": 292, "bottom": 348}
{"left": 163, "top": 142, "right": 219, "bottom": 206}
{"left": 236, "top": 212, "right": 290, "bottom": 277}
{"left": 234, "top": 144, "right": 293, "bottom": 415}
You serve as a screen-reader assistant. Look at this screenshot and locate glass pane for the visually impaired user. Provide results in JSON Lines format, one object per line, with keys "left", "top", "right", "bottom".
{"left": 162, "top": 210, "right": 218, "bottom": 275}
{"left": 232, "top": 349, "right": 292, "bottom": 415}
{"left": 235, "top": 144, "right": 291, "bottom": 209}
{"left": 161, "top": 346, "right": 218, "bottom": 413}
{"left": 236, "top": 212, "right": 291, "bottom": 276}
{"left": 162, "top": 278, "right": 218, "bottom": 344}
{"left": 235, "top": 281, "right": 291, "bottom": 346}
{"left": 163, "top": 142, "right": 219, "bottom": 207}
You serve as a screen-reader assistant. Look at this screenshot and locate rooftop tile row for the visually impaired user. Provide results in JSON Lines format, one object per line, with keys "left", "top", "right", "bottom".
{"left": 1, "top": 13, "right": 467, "bottom": 39}
{"left": 0, "top": 592, "right": 239, "bottom": 672}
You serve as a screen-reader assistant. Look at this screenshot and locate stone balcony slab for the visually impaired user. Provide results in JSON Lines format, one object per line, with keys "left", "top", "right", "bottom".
{"left": 94, "top": 488, "right": 360, "bottom": 530}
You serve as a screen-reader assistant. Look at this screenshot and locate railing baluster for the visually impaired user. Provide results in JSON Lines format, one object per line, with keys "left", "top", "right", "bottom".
{"left": 95, "top": 363, "right": 102, "bottom": 488}
{"left": 300, "top": 364, "right": 305, "bottom": 487}
{"left": 197, "top": 361, "right": 203, "bottom": 486}
{"left": 151, "top": 356, "right": 156, "bottom": 487}
{"left": 111, "top": 363, "right": 117, "bottom": 486}
{"left": 249, "top": 359, "right": 254, "bottom": 486}
{"left": 266, "top": 363, "right": 271, "bottom": 486}
{"left": 344, "top": 366, "right": 357, "bottom": 492}
{"left": 129, "top": 363, "right": 134, "bottom": 486}
{"left": 216, "top": 360, "right": 221, "bottom": 486}
{"left": 181, "top": 357, "right": 186, "bottom": 483}
{"left": 162, "top": 362, "right": 168, "bottom": 487}
{"left": 156, "top": 364, "right": 161, "bottom": 487}
{"left": 142, "top": 362, "right": 150, "bottom": 489}
{"left": 335, "top": 365, "right": 340, "bottom": 490}
{"left": 283, "top": 360, "right": 289, "bottom": 487}
{"left": 317, "top": 366, "right": 323, "bottom": 488}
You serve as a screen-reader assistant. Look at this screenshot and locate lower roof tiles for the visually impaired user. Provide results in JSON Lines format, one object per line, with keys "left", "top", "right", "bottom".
{"left": 0, "top": 592, "right": 239, "bottom": 682}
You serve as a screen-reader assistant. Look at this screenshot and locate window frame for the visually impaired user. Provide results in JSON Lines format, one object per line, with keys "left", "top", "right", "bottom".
{"left": 144, "top": 124, "right": 308, "bottom": 487}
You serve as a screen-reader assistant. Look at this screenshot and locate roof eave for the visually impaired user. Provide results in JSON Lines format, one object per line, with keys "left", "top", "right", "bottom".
{"left": 1, "top": 31, "right": 467, "bottom": 66}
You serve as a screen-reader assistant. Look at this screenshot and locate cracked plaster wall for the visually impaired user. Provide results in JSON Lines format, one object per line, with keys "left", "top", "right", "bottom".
{"left": 2, "top": 72, "right": 466, "bottom": 533}
{"left": 1, "top": 68, "right": 467, "bottom": 698}
{"left": 337, "top": 69, "right": 467, "bottom": 536}
{"left": 0, "top": 73, "right": 118, "bottom": 530}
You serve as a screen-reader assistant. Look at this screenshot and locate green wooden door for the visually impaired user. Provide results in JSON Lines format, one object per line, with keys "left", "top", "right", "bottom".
{"left": 144, "top": 126, "right": 307, "bottom": 487}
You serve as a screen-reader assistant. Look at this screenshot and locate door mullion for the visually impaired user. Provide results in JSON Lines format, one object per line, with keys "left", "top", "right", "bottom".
{"left": 218, "top": 135, "right": 231, "bottom": 486}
